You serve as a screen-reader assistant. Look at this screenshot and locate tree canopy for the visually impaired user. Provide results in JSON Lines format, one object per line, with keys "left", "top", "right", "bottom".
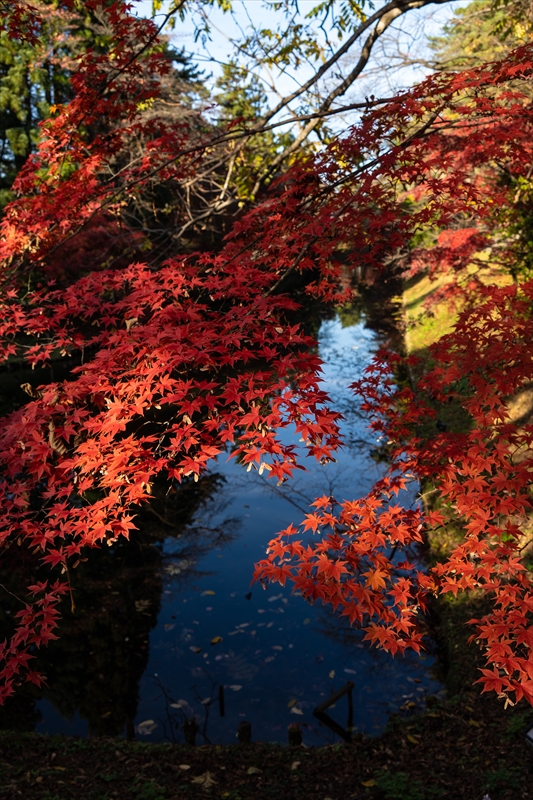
{"left": 1, "top": 0, "right": 533, "bottom": 709}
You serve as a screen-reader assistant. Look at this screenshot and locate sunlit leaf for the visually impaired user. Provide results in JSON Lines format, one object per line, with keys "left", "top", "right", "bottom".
{"left": 191, "top": 772, "right": 217, "bottom": 787}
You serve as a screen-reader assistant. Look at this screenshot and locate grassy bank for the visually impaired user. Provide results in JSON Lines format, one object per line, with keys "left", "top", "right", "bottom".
{"left": 0, "top": 691, "right": 532, "bottom": 800}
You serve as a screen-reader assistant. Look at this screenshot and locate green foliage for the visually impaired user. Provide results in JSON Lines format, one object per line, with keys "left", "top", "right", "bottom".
{"left": 429, "top": 0, "right": 513, "bottom": 69}
{"left": 504, "top": 709, "right": 533, "bottom": 738}
{"left": 484, "top": 766, "right": 522, "bottom": 793}
{"left": 214, "top": 60, "right": 294, "bottom": 200}
{"left": 306, "top": 0, "right": 367, "bottom": 38}
{"left": 134, "top": 781, "right": 167, "bottom": 800}
{"left": 336, "top": 302, "right": 363, "bottom": 328}
{"left": 375, "top": 771, "right": 426, "bottom": 800}
{"left": 0, "top": 13, "right": 71, "bottom": 206}
{"left": 216, "top": 60, "right": 268, "bottom": 121}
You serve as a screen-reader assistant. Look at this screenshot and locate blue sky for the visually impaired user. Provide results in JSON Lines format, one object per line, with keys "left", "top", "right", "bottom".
{"left": 134, "top": 0, "right": 462, "bottom": 128}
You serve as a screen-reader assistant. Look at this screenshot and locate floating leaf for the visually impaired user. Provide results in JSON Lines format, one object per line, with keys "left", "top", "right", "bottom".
{"left": 257, "top": 609, "right": 266, "bottom": 614}
{"left": 288, "top": 699, "right": 298, "bottom": 708}
{"left": 303, "top": 618, "right": 311, "bottom": 625}
{"left": 247, "top": 766, "right": 262, "bottom": 775}
{"left": 190, "top": 646, "right": 202, "bottom": 654}
{"left": 228, "top": 685, "right": 242, "bottom": 691}
{"left": 329, "top": 670, "right": 335, "bottom": 679}
{"left": 264, "top": 656, "right": 276, "bottom": 663}
{"left": 136, "top": 719, "right": 158, "bottom": 735}
{"left": 211, "top": 636, "right": 223, "bottom": 645}
{"left": 290, "top": 707, "right": 303, "bottom": 715}
{"left": 407, "top": 734, "right": 420, "bottom": 744}
{"left": 200, "top": 697, "right": 212, "bottom": 705}
{"left": 291, "top": 761, "right": 301, "bottom": 770}
{"left": 201, "top": 590, "right": 216, "bottom": 596}
{"left": 164, "top": 623, "right": 175, "bottom": 631}
{"left": 266, "top": 622, "right": 274, "bottom": 628}
{"left": 272, "top": 645, "right": 283, "bottom": 651}
{"left": 178, "top": 765, "right": 191, "bottom": 770}
{"left": 344, "top": 668, "right": 356, "bottom": 674}
{"left": 361, "top": 779, "right": 376, "bottom": 787}
{"left": 268, "top": 594, "right": 282, "bottom": 603}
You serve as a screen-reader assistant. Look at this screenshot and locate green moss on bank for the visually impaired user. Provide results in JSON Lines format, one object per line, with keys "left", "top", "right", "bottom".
{"left": 401, "top": 273, "right": 457, "bottom": 358}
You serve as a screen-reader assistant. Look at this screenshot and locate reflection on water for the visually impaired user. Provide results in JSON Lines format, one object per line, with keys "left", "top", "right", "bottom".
{"left": 0, "top": 312, "right": 442, "bottom": 745}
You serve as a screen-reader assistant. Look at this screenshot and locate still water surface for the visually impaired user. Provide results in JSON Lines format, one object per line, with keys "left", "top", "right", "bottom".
{"left": 35, "top": 312, "right": 442, "bottom": 745}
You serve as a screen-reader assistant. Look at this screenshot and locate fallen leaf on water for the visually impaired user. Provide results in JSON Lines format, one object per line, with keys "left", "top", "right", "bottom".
{"left": 136, "top": 720, "right": 158, "bottom": 735}
{"left": 264, "top": 656, "right": 275, "bottom": 663}
{"left": 303, "top": 618, "right": 311, "bottom": 625}
{"left": 190, "top": 646, "right": 202, "bottom": 654}
{"left": 247, "top": 767, "right": 262, "bottom": 775}
{"left": 291, "top": 761, "right": 301, "bottom": 770}
{"left": 211, "top": 636, "right": 223, "bottom": 645}
{"left": 407, "top": 734, "right": 420, "bottom": 744}
{"left": 179, "top": 765, "right": 191, "bottom": 770}
{"left": 329, "top": 670, "right": 335, "bottom": 679}
{"left": 228, "top": 685, "right": 242, "bottom": 691}
{"left": 266, "top": 622, "right": 274, "bottom": 628}
{"left": 268, "top": 594, "right": 282, "bottom": 603}
{"left": 200, "top": 697, "right": 212, "bottom": 705}
{"left": 257, "top": 609, "right": 266, "bottom": 614}
{"left": 288, "top": 699, "right": 298, "bottom": 708}
{"left": 290, "top": 707, "right": 303, "bottom": 715}
{"left": 344, "top": 668, "right": 356, "bottom": 674}
{"left": 272, "top": 645, "right": 283, "bottom": 651}
{"left": 191, "top": 772, "right": 217, "bottom": 787}
{"left": 201, "top": 591, "right": 216, "bottom": 596}
{"left": 100, "top": 711, "right": 112, "bottom": 718}
{"left": 361, "top": 779, "right": 376, "bottom": 787}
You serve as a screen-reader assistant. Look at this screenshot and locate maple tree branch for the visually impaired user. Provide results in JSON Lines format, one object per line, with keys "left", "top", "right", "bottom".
{"left": 250, "top": 0, "right": 451, "bottom": 197}
{"left": 262, "top": 107, "right": 445, "bottom": 297}
{"left": 0, "top": 583, "right": 25, "bottom": 606}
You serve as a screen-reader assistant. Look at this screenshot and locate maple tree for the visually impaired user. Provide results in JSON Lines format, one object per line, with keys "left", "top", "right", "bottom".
{"left": 1, "top": 0, "right": 533, "bottom": 710}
